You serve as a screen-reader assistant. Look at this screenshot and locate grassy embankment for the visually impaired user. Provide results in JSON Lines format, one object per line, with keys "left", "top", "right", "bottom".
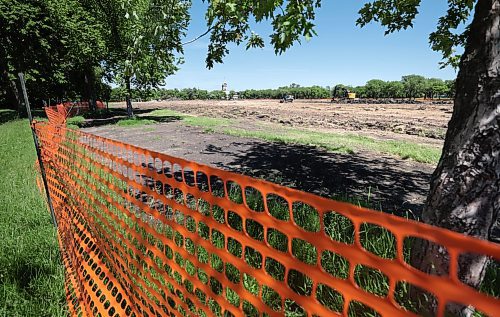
{"left": 0, "top": 110, "right": 66, "bottom": 316}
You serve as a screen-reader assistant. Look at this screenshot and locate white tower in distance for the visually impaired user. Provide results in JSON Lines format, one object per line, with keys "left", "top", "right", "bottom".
{"left": 222, "top": 82, "right": 229, "bottom": 100}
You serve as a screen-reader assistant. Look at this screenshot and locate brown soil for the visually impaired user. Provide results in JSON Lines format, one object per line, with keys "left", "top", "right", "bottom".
{"left": 124, "top": 99, "right": 451, "bottom": 146}
{"left": 84, "top": 99, "right": 443, "bottom": 217}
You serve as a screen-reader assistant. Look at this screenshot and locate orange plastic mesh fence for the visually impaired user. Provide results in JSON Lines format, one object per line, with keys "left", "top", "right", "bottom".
{"left": 46, "top": 101, "right": 106, "bottom": 118}
{"left": 35, "top": 108, "right": 500, "bottom": 317}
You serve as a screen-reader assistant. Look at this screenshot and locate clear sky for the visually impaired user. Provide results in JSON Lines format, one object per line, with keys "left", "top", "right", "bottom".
{"left": 165, "top": 0, "right": 462, "bottom": 91}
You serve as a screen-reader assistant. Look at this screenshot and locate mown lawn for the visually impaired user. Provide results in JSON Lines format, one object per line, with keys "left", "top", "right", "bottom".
{"left": 0, "top": 116, "right": 66, "bottom": 316}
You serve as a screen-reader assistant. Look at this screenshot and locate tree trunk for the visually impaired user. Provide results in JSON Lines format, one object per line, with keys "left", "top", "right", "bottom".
{"left": 125, "top": 76, "right": 133, "bottom": 118}
{"left": 84, "top": 70, "right": 97, "bottom": 112}
{"left": 0, "top": 67, "right": 21, "bottom": 111}
{"left": 411, "top": 0, "right": 499, "bottom": 315}
{"left": 9, "top": 78, "right": 22, "bottom": 113}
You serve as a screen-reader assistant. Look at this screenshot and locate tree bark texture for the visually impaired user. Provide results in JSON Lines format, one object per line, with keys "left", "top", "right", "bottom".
{"left": 411, "top": 0, "right": 499, "bottom": 315}
{"left": 125, "top": 76, "right": 133, "bottom": 118}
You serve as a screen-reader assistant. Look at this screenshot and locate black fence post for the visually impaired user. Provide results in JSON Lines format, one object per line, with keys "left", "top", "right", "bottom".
{"left": 18, "top": 73, "right": 58, "bottom": 227}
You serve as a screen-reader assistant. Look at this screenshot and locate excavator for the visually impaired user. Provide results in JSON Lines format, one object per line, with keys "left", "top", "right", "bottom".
{"left": 331, "top": 85, "right": 356, "bottom": 102}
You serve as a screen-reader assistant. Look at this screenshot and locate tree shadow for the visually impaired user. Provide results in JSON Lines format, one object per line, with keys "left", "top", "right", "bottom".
{"left": 6, "top": 260, "right": 57, "bottom": 293}
{"left": 0, "top": 109, "right": 19, "bottom": 124}
{"left": 75, "top": 108, "right": 183, "bottom": 127}
{"left": 206, "top": 141, "right": 432, "bottom": 217}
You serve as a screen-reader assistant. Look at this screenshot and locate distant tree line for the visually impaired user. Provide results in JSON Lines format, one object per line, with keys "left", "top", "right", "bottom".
{"left": 109, "top": 75, "right": 455, "bottom": 102}
{"left": 110, "top": 87, "right": 227, "bottom": 101}
{"left": 344, "top": 75, "right": 456, "bottom": 99}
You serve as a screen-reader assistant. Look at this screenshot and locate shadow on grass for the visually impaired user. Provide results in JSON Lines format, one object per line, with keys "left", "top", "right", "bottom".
{"left": 11, "top": 261, "right": 57, "bottom": 292}
{"left": 73, "top": 108, "right": 183, "bottom": 127}
{"left": 206, "top": 141, "right": 432, "bottom": 217}
{"left": 0, "top": 109, "right": 18, "bottom": 124}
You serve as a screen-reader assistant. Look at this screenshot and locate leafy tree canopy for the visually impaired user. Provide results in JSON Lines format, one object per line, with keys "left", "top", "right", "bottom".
{"left": 356, "top": 0, "right": 475, "bottom": 68}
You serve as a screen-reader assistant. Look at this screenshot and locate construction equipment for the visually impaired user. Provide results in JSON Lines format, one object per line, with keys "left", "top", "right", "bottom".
{"left": 280, "top": 94, "right": 294, "bottom": 103}
{"left": 331, "top": 85, "right": 356, "bottom": 102}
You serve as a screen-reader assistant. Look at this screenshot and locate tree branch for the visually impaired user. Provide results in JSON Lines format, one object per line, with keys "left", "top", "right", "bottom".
{"left": 182, "top": 23, "right": 215, "bottom": 46}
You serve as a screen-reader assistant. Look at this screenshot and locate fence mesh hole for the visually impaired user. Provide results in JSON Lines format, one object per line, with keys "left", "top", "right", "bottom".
{"left": 354, "top": 264, "right": 389, "bottom": 297}
{"left": 265, "top": 257, "right": 286, "bottom": 281}
{"left": 394, "top": 281, "right": 437, "bottom": 316}
{"left": 212, "top": 205, "right": 225, "bottom": 224}
{"left": 243, "top": 300, "right": 258, "bottom": 317}
{"left": 321, "top": 250, "right": 349, "bottom": 279}
{"left": 243, "top": 274, "right": 260, "bottom": 297}
{"left": 360, "top": 223, "right": 396, "bottom": 259}
{"left": 324, "top": 211, "right": 354, "bottom": 244}
{"left": 316, "top": 283, "right": 344, "bottom": 313}
{"left": 244, "top": 247, "right": 262, "bottom": 269}
{"left": 226, "top": 181, "right": 243, "bottom": 204}
{"left": 403, "top": 237, "right": 449, "bottom": 276}
{"left": 292, "top": 202, "right": 320, "bottom": 232}
{"left": 292, "top": 238, "right": 317, "bottom": 265}
{"left": 266, "top": 194, "right": 290, "bottom": 221}
{"left": 267, "top": 228, "right": 288, "bottom": 252}
{"left": 244, "top": 187, "right": 264, "bottom": 212}
{"left": 227, "top": 238, "right": 242, "bottom": 258}
{"left": 183, "top": 167, "right": 195, "bottom": 187}
{"left": 287, "top": 269, "right": 313, "bottom": 296}
{"left": 210, "top": 175, "right": 225, "bottom": 198}
{"left": 348, "top": 300, "right": 381, "bottom": 317}
{"left": 196, "top": 172, "right": 209, "bottom": 192}
{"left": 227, "top": 211, "right": 243, "bottom": 232}
{"left": 445, "top": 301, "right": 484, "bottom": 317}
{"left": 173, "top": 164, "right": 183, "bottom": 182}
{"left": 262, "top": 286, "right": 282, "bottom": 311}
{"left": 225, "top": 287, "right": 240, "bottom": 308}
{"left": 211, "top": 229, "right": 225, "bottom": 249}
{"left": 245, "top": 219, "right": 264, "bottom": 241}
{"left": 225, "top": 263, "right": 241, "bottom": 284}
{"left": 210, "top": 253, "right": 224, "bottom": 273}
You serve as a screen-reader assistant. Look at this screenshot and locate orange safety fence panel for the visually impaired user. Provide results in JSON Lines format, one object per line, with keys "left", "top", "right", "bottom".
{"left": 34, "top": 108, "right": 500, "bottom": 317}
{"left": 46, "top": 101, "right": 106, "bottom": 118}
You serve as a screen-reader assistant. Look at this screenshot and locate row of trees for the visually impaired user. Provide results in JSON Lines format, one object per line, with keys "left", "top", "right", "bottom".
{"left": 109, "top": 76, "right": 454, "bottom": 102}
{"left": 1, "top": 0, "right": 190, "bottom": 115}
{"left": 110, "top": 87, "right": 227, "bottom": 101}
{"left": 336, "top": 75, "right": 455, "bottom": 99}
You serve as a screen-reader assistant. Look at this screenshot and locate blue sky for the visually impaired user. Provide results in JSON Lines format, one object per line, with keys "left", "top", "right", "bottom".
{"left": 165, "top": 1, "right": 462, "bottom": 91}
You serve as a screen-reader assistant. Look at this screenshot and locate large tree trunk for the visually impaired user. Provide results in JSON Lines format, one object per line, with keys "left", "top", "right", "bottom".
{"left": 125, "top": 76, "right": 133, "bottom": 118}
{"left": 411, "top": 0, "right": 499, "bottom": 315}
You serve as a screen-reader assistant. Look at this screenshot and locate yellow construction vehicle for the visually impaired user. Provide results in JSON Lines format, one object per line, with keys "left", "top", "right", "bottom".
{"left": 331, "top": 85, "right": 356, "bottom": 102}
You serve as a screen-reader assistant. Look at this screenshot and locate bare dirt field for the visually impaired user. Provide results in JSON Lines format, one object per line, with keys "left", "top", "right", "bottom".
{"left": 129, "top": 99, "right": 451, "bottom": 145}
{"left": 84, "top": 99, "right": 451, "bottom": 216}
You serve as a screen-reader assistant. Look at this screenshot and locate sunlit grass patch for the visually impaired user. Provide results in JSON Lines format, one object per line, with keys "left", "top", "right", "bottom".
{"left": 115, "top": 117, "right": 156, "bottom": 127}
{"left": 0, "top": 120, "right": 66, "bottom": 316}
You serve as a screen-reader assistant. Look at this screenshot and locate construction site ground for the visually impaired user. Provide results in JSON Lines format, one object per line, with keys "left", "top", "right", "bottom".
{"left": 83, "top": 99, "right": 451, "bottom": 217}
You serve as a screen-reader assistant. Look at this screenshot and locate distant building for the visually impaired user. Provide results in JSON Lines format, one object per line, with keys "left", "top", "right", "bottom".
{"left": 222, "top": 82, "right": 229, "bottom": 100}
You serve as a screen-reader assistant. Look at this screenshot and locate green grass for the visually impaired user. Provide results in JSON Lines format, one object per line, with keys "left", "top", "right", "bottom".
{"left": 146, "top": 109, "right": 440, "bottom": 163}
{"left": 222, "top": 127, "right": 440, "bottom": 164}
{"left": 115, "top": 117, "right": 156, "bottom": 127}
{"left": 148, "top": 109, "right": 232, "bottom": 128}
{"left": 148, "top": 109, "right": 185, "bottom": 118}
{"left": 66, "top": 115, "right": 85, "bottom": 125}
{"left": 0, "top": 120, "right": 66, "bottom": 316}
{"left": 183, "top": 116, "right": 231, "bottom": 128}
